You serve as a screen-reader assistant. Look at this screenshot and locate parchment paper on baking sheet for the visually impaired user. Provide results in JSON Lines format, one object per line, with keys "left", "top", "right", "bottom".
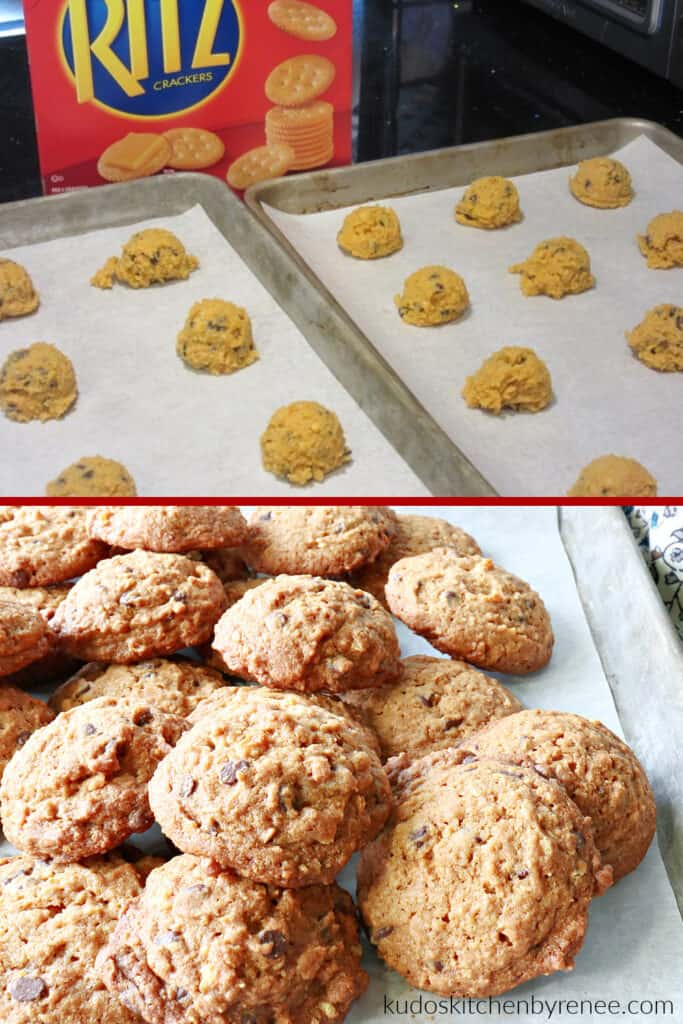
{"left": 0, "top": 206, "right": 427, "bottom": 496}
{"left": 265, "top": 136, "right": 683, "bottom": 496}
{"left": 2, "top": 506, "right": 680, "bottom": 1023}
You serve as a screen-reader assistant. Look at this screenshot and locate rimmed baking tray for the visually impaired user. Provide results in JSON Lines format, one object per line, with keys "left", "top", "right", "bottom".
{"left": 246, "top": 117, "right": 683, "bottom": 497}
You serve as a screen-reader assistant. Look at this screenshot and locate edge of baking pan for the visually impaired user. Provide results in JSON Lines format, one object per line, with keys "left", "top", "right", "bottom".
{"left": 0, "top": 173, "right": 495, "bottom": 497}
{"left": 559, "top": 505, "right": 683, "bottom": 919}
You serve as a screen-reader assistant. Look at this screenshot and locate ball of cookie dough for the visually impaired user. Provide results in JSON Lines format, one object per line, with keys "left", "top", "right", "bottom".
{"left": 176, "top": 298, "right": 259, "bottom": 374}
{"left": 0, "top": 258, "right": 39, "bottom": 320}
{"left": 567, "top": 455, "right": 657, "bottom": 497}
{"left": 462, "top": 346, "right": 552, "bottom": 414}
{"left": 637, "top": 210, "right": 683, "bottom": 270}
{"left": 626, "top": 304, "right": 683, "bottom": 372}
{"left": 0, "top": 342, "right": 77, "bottom": 423}
{"left": 395, "top": 265, "right": 469, "bottom": 326}
{"left": 455, "top": 176, "right": 522, "bottom": 229}
{"left": 337, "top": 205, "right": 403, "bottom": 259}
{"left": 91, "top": 228, "right": 199, "bottom": 289}
{"left": 509, "top": 236, "right": 595, "bottom": 299}
{"left": 46, "top": 456, "right": 137, "bottom": 496}
{"left": 569, "top": 157, "right": 633, "bottom": 209}
{"left": 261, "top": 400, "right": 350, "bottom": 486}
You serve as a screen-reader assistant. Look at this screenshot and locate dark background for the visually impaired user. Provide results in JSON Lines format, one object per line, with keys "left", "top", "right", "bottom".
{"left": 1, "top": 0, "right": 682, "bottom": 203}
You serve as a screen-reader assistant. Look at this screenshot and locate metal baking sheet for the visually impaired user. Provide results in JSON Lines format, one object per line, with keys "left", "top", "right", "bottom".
{"left": 246, "top": 118, "right": 683, "bottom": 497}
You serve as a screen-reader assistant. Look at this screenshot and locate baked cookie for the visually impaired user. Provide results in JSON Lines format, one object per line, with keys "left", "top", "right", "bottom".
{"left": 337, "top": 205, "right": 403, "bottom": 259}
{"left": 567, "top": 455, "right": 657, "bottom": 497}
{"left": 242, "top": 505, "right": 397, "bottom": 576}
{"left": 455, "top": 176, "right": 522, "bottom": 229}
{"left": 627, "top": 304, "right": 683, "bottom": 372}
{"left": 395, "top": 265, "right": 469, "bottom": 326}
{"left": 569, "top": 157, "right": 633, "bottom": 209}
{"left": 149, "top": 687, "right": 390, "bottom": 886}
{"left": 386, "top": 550, "right": 554, "bottom": 675}
{"left": 0, "top": 601, "right": 51, "bottom": 677}
{"left": 637, "top": 210, "right": 683, "bottom": 269}
{"left": 509, "top": 237, "right": 595, "bottom": 299}
{"left": 0, "top": 342, "right": 77, "bottom": 423}
{"left": 343, "top": 654, "right": 522, "bottom": 762}
{"left": 49, "top": 657, "right": 226, "bottom": 719}
{"left": 213, "top": 574, "right": 400, "bottom": 692}
{"left": 198, "top": 546, "right": 249, "bottom": 582}
{"left": 46, "top": 456, "right": 137, "bottom": 497}
{"left": 0, "top": 584, "right": 74, "bottom": 687}
{"left": 358, "top": 753, "right": 611, "bottom": 997}
{"left": 51, "top": 550, "right": 227, "bottom": 663}
{"left": 456, "top": 709, "right": 656, "bottom": 881}
{"left": 97, "top": 133, "right": 171, "bottom": 183}
{"left": 0, "top": 259, "right": 39, "bottom": 320}
{"left": 177, "top": 298, "right": 259, "bottom": 375}
{"left": 0, "top": 506, "right": 108, "bottom": 588}
{"left": 91, "top": 229, "right": 199, "bottom": 289}
{"left": 87, "top": 505, "right": 247, "bottom": 553}
{"left": 0, "top": 696, "right": 186, "bottom": 862}
{"left": 162, "top": 127, "right": 225, "bottom": 170}
{"left": 0, "top": 686, "right": 54, "bottom": 783}
{"left": 462, "top": 346, "right": 553, "bottom": 414}
{"left": 97, "top": 854, "right": 368, "bottom": 1024}
{"left": 350, "top": 513, "right": 481, "bottom": 608}
{"left": 261, "top": 400, "right": 351, "bottom": 485}
{"left": 0, "top": 853, "right": 144, "bottom": 1024}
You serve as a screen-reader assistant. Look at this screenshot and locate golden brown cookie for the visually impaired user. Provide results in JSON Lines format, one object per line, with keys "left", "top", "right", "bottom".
{"left": 569, "top": 157, "right": 633, "bottom": 209}
{"left": 386, "top": 550, "right": 554, "bottom": 675}
{"left": 226, "top": 143, "right": 295, "bottom": 190}
{"left": 0, "top": 600, "right": 51, "bottom": 677}
{"left": 343, "top": 654, "right": 523, "bottom": 762}
{"left": 637, "top": 210, "right": 683, "bottom": 269}
{"left": 0, "top": 506, "right": 108, "bottom": 588}
{"left": 395, "top": 265, "right": 469, "bottom": 326}
{"left": 455, "top": 709, "right": 656, "bottom": 881}
{"left": 0, "top": 853, "right": 144, "bottom": 1024}
{"left": 455, "top": 176, "right": 522, "bottom": 229}
{"left": 509, "top": 237, "right": 595, "bottom": 299}
{"left": 97, "top": 132, "right": 171, "bottom": 183}
{"left": 0, "top": 259, "right": 39, "bottom": 320}
{"left": 567, "top": 455, "right": 657, "bottom": 497}
{"left": 148, "top": 687, "right": 391, "bottom": 886}
{"left": 265, "top": 54, "right": 336, "bottom": 107}
{"left": 627, "top": 304, "right": 683, "bottom": 372}
{"left": 0, "top": 584, "right": 75, "bottom": 687}
{"left": 91, "top": 228, "right": 198, "bottom": 289}
{"left": 96, "top": 854, "right": 368, "bottom": 1024}
{"left": 87, "top": 505, "right": 247, "bottom": 553}
{"left": 0, "top": 686, "right": 54, "bottom": 783}
{"left": 358, "top": 752, "right": 611, "bottom": 997}
{"left": 51, "top": 550, "right": 227, "bottom": 663}
{"left": 46, "top": 456, "right": 137, "bottom": 497}
{"left": 261, "top": 400, "right": 351, "bottom": 485}
{"left": 0, "top": 696, "right": 187, "bottom": 862}
{"left": 350, "top": 513, "right": 481, "bottom": 608}
{"left": 241, "top": 505, "right": 397, "bottom": 576}
{"left": 268, "top": 0, "right": 338, "bottom": 40}
{"left": 176, "top": 298, "right": 259, "bottom": 374}
{"left": 462, "top": 346, "right": 553, "bottom": 414}
{"left": 162, "top": 127, "right": 225, "bottom": 169}
{"left": 0, "top": 342, "right": 77, "bottom": 423}
{"left": 49, "top": 657, "right": 226, "bottom": 719}
{"left": 198, "top": 546, "right": 249, "bottom": 582}
{"left": 213, "top": 574, "right": 400, "bottom": 692}
{"left": 337, "top": 205, "right": 403, "bottom": 259}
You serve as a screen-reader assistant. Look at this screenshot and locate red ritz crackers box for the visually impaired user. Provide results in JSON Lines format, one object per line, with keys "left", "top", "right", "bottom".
{"left": 22, "top": 0, "right": 352, "bottom": 195}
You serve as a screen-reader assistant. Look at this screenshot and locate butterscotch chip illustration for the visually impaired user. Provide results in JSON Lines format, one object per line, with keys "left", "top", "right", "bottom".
{"left": 462, "top": 346, "right": 553, "bottom": 414}
{"left": 226, "top": 143, "right": 295, "bottom": 190}
{"left": 260, "top": 399, "right": 350, "bottom": 485}
{"left": 567, "top": 455, "right": 657, "bottom": 497}
{"left": 162, "top": 126, "right": 225, "bottom": 169}
{"left": 510, "top": 237, "right": 595, "bottom": 299}
{"left": 338, "top": 205, "right": 403, "bottom": 259}
{"left": 0, "top": 259, "right": 39, "bottom": 320}
{"left": 91, "top": 228, "right": 198, "bottom": 289}
{"left": 0, "top": 342, "right": 77, "bottom": 423}
{"left": 46, "top": 456, "right": 137, "bottom": 496}
{"left": 637, "top": 210, "right": 683, "bottom": 269}
{"left": 626, "top": 304, "right": 683, "bottom": 372}
{"left": 395, "top": 266, "right": 469, "bottom": 326}
{"left": 455, "top": 176, "right": 522, "bottom": 229}
{"left": 569, "top": 157, "right": 633, "bottom": 209}
{"left": 97, "top": 132, "right": 171, "bottom": 182}
{"left": 177, "top": 298, "right": 259, "bottom": 374}
{"left": 265, "top": 54, "right": 336, "bottom": 107}
{"left": 268, "top": 0, "right": 338, "bottom": 40}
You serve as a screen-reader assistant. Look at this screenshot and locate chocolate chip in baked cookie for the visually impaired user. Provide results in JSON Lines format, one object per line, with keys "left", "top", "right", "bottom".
{"left": 258, "top": 929, "right": 288, "bottom": 958}
{"left": 410, "top": 825, "right": 429, "bottom": 847}
{"left": 219, "top": 759, "right": 249, "bottom": 785}
{"left": 10, "top": 976, "right": 47, "bottom": 1002}
{"left": 178, "top": 774, "right": 197, "bottom": 798}
{"left": 373, "top": 926, "right": 394, "bottom": 941}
